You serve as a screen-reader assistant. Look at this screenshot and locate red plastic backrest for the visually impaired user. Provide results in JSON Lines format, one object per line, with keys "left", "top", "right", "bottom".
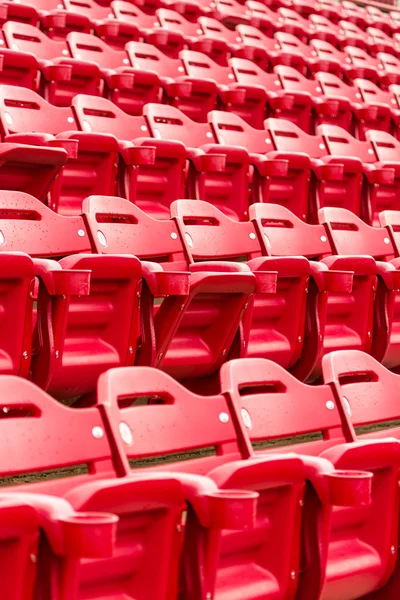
{"left": 215, "top": 0, "right": 248, "bottom": 17}
{"left": 367, "top": 26, "right": 391, "bottom": 42}
{"left": 144, "top": 103, "right": 213, "bottom": 147}
{"left": 156, "top": 8, "right": 198, "bottom": 36}
{"left": 274, "top": 65, "right": 322, "bottom": 97}
{"left": 97, "top": 366, "right": 240, "bottom": 458}
{"left": 0, "top": 85, "right": 77, "bottom": 136}
{"left": 111, "top": 0, "right": 157, "bottom": 28}
{"left": 310, "top": 39, "right": 346, "bottom": 63}
{"left": 339, "top": 18, "right": 365, "bottom": 36}
{"left": 264, "top": 117, "right": 326, "bottom": 158}
{"left": 171, "top": 199, "right": 261, "bottom": 261}
{"left": 219, "top": 358, "right": 345, "bottom": 442}
{"left": 198, "top": 16, "right": 238, "bottom": 44}
{"left": 378, "top": 210, "right": 400, "bottom": 256}
{"left": 0, "top": 191, "right": 91, "bottom": 257}
{"left": 230, "top": 57, "right": 283, "bottom": 91}
{"left": 208, "top": 109, "right": 270, "bottom": 152}
{"left": 0, "top": 376, "right": 112, "bottom": 476}
{"left": 236, "top": 24, "right": 275, "bottom": 48}
{"left": 83, "top": 195, "right": 187, "bottom": 269}
{"left": 63, "top": 0, "right": 112, "bottom": 18}
{"left": 275, "top": 31, "right": 311, "bottom": 56}
{"left": 366, "top": 129, "right": 400, "bottom": 162}
{"left": 67, "top": 32, "right": 128, "bottom": 69}
{"left": 278, "top": 6, "right": 307, "bottom": 24}
{"left": 72, "top": 94, "right": 148, "bottom": 139}
{"left": 2, "top": 22, "right": 66, "bottom": 59}
{"left": 345, "top": 44, "right": 379, "bottom": 67}
{"left": 354, "top": 77, "right": 395, "bottom": 106}
{"left": 322, "top": 350, "right": 400, "bottom": 427}
{"left": 319, "top": 206, "right": 395, "bottom": 258}
{"left": 125, "top": 41, "right": 181, "bottom": 78}
{"left": 250, "top": 203, "right": 330, "bottom": 258}
{"left": 378, "top": 52, "right": 400, "bottom": 73}
{"left": 314, "top": 71, "right": 361, "bottom": 104}
{"left": 180, "top": 49, "right": 232, "bottom": 85}
{"left": 317, "top": 123, "right": 376, "bottom": 162}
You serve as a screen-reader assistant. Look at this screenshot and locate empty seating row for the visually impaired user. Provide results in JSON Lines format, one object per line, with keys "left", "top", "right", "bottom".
{"left": 4, "top": 348, "right": 400, "bottom": 598}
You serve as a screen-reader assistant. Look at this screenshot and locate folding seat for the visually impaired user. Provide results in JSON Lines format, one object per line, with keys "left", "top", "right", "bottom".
{"left": 220, "top": 356, "right": 400, "bottom": 599}
{"left": 98, "top": 364, "right": 376, "bottom": 600}
{"left": 244, "top": 1, "right": 277, "bottom": 38}
{"left": 67, "top": 32, "right": 161, "bottom": 116}
{"left": 291, "top": 0, "right": 321, "bottom": 19}
{"left": 341, "top": 45, "right": 381, "bottom": 84}
{"left": 248, "top": 203, "right": 382, "bottom": 377}
{"left": 275, "top": 7, "right": 314, "bottom": 43}
{"left": 61, "top": 0, "right": 141, "bottom": 50}
{"left": 342, "top": 1, "right": 372, "bottom": 31}
{"left": 213, "top": 0, "right": 259, "bottom": 29}
{"left": 317, "top": 0, "right": 345, "bottom": 24}
{"left": 21, "top": 0, "right": 93, "bottom": 40}
{"left": 389, "top": 10, "right": 400, "bottom": 35}
{"left": 179, "top": 49, "right": 268, "bottom": 127}
{"left": 274, "top": 31, "right": 344, "bottom": 78}
{"left": 308, "top": 13, "right": 344, "bottom": 48}
{"left": 318, "top": 207, "right": 400, "bottom": 367}
{"left": 315, "top": 72, "right": 394, "bottom": 140}
{"left": 376, "top": 52, "right": 400, "bottom": 88}
{"left": 126, "top": 41, "right": 220, "bottom": 122}
{"left": 83, "top": 195, "right": 260, "bottom": 382}
{"left": 0, "top": 85, "right": 119, "bottom": 216}
{"left": 339, "top": 19, "right": 370, "bottom": 50}
{"left": 170, "top": 198, "right": 319, "bottom": 375}
{"left": 366, "top": 26, "right": 398, "bottom": 57}
{"left": 319, "top": 124, "right": 400, "bottom": 225}
{"left": 1, "top": 23, "right": 102, "bottom": 107}
{"left": 0, "top": 374, "right": 241, "bottom": 600}
{"left": 367, "top": 5, "right": 396, "bottom": 36}
{"left": 353, "top": 78, "right": 400, "bottom": 138}
{"left": 111, "top": 0, "right": 158, "bottom": 32}
{"left": 274, "top": 65, "right": 353, "bottom": 134}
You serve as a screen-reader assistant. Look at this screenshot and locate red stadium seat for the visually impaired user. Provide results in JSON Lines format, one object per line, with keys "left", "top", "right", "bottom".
{"left": 274, "top": 31, "right": 343, "bottom": 77}
{"left": 98, "top": 363, "right": 375, "bottom": 599}
{"left": 220, "top": 356, "right": 400, "bottom": 599}
{"left": 0, "top": 85, "right": 119, "bottom": 216}
{"left": 67, "top": 32, "right": 161, "bottom": 115}
{"left": 377, "top": 52, "right": 400, "bottom": 88}
{"left": 342, "top": 0, "right": 371, "bottom": 30}
{"left": 319, "top": 124, "right": 400, "bottom": 225}
{"left": 179, "top": 49, "right": 268, "bottom": 128}
{"left": 2, "top": 22, "right": 102, "bottom": 107}
{"left": 276, "top": 7, "right": 313, "bottom": 43}
{"left": 83, "top": 194, "right": 258, "bottom": 383}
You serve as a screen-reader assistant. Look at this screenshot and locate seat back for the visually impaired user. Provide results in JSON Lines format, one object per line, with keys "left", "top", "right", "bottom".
{"left": 231, "top": 57, "right": 284, "bottom": 91}
{"left": 83, "top": 195, "right": 187, "bottom": 269}
{"left": 274, "top": 64, "right": 323, "bottom": 98}
{"left": 318, "top": 124, "right": 377, "bottom": 163}
{"left": 0, "top": 85, "right": 77, "bottom": 136}
{"left": 309, "top": 39, "right": 346, "bottom": 66}
{"left": 264, "top": 117, "right": 326, "bottom": 158}
{"left": 171, "top": 199, "right": 261, "bottom": 261}
{"left": 111, "top": 0, "right": 156, "bottom": 28}
{"left": 319, "top": 206, "right": 395, "bottom": 259}
{"left": 314, "top": 71, "right": 360, "bottom": 104}
{"left": 250, "top": 203, "right": 331, "bottom": 258}
{"left": 345, "top": 44, "right": 380, "bottom": 75}
{"left": 144, "top": 103, "right": 213, "bottom": 147}
{"left": 366, "top": 129, "right": 400, "bottom": 162}
{"left": 198, "top": 16, "right": 238, "bottom": 45}
{"left": 67, "top": 32, "right": 128, "bottom": 69}
{"left": 322, "top": 349, "right": 400, "bottom": 432}
{"left": 209, "top": 109, "right": 269, "bottom": 152}
{"left": 125, "top": 41, "right": 182, "bottom": 78}
{"left": 72, "top": 93, "right": 148, "bottom": 139}
{"left": 180, "top": 49, "right": 232, "bottom": 85}
{"left": 275, "top": 31, "right": 312, "bottom": 58}
{"left": 63, "top": 0, "right": 112, "bottom": 19}
{"left": 156, "top": 8, "right": 199, "bottom": 37}
{"left": 219, "top": 357, "right": 348, "bottom": 449}
{"left": 354, "top": 77, "right": 395, "bottom": 107}
{"left": 379, "top": 210, "right": 400, "bottom": 257}
{"left": 2, "top": 21, "right": 66, "bottom": 60}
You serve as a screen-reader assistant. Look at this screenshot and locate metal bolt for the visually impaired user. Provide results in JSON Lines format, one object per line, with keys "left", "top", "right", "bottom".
{"left": 170, "top": 232, "right": 178, "bottom": 239}
{"left": 249, "top": 232, "right": 256, "bottom": 240}
{"left": 62, "top": 295, "right": 66, "bottom": 300}
{"left": 299, "top": 499, "right": 304, "bottom": 507}
{"left": 367, "top": 331, "right": 371, "bottom": 337}
{"left": 320, "top": 235, "right": 327, "bottom": 242}
{"left": 158, "top": 352, "right": 163, "bottom": 360}
{"left": 77, "top": 229, "right": 85, "bottom": 237}
{"left": 222, "top": 349, "right": 227, "bottom": 355}
{"left": 384, "top": 237, "right": 390, "bottom": 245}
{"left": 92, "top": 426, "right": 104, "bottom": 439}
{"left": 297, "top": 336, "right": 302, "bottom": 342}
{"left": 326, "top": 400, "right": 335, "bottom": 410}
{"left": 291, "top": 571, "right": 296, "bottom": 580}
{"left": 391, "top": 545, "right": 396, "bottom": 555}
{"left": 128, "top": 346, "right": 134, "bottom": 354}
{"left": 219, "top": 412, "right": 229, "bottom": 423}
{"left": 55, "top": 350, "right": 59, "bottom": 358}
{"left": 137, "top": 291, "right": 141, "bottom": 298}
{"left": 22, "top": 351, "right": 28, "bottom": 360}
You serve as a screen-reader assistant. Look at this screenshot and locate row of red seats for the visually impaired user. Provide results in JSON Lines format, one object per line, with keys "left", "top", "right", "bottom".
{"left": 3, "top": 188, "right": 400, "bottom": 399}
{"left": 2, "top": 349, "right": 400, "bottom": 599}
{"left": 2, "top": 86, "right": 400, "bottom": 224}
